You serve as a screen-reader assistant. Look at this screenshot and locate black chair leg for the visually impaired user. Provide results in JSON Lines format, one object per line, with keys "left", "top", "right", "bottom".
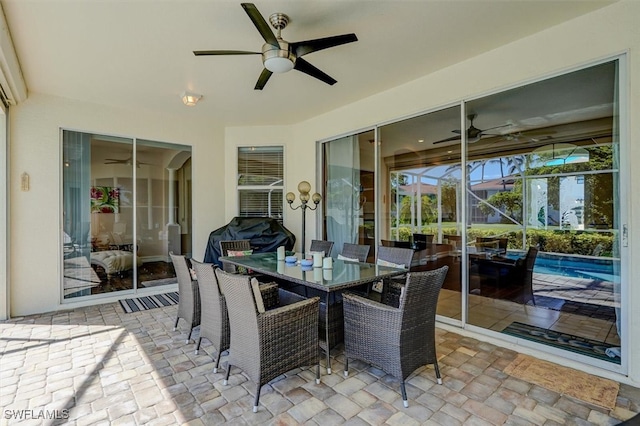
{"left": 187, "top": 326, "right": 194, "bottom": 344}
{"left": 223, "top": 364, "right": 232, "bottom": 385}
{"left": 194, "top": 337, "right": 202, "bottom": 355}
{"left": 400, "top": 381, "right": 408, "bottom": 407}
{"left": 213, "top": 353, "right": 221, "bottom": 374}
{"left": 253, "top": 384, "right": 261, "bottom": 413}
{"left": 434, "top": 361, "right": 443, "bottom": 385}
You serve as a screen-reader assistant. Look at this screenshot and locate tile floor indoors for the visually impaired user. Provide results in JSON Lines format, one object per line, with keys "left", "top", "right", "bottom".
{"left": 436, "top": 270, "right": 620, "bottom": 347}
{"left": 1, "top": 301, "right": 639, "bottom": 425}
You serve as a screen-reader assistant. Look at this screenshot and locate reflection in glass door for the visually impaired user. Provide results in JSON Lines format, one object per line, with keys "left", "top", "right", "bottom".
{"left": 464, "top": 60, "right": 622, "bottom": 368}
{"left": 61, "top": 131, "right": 192, "bottom": 299}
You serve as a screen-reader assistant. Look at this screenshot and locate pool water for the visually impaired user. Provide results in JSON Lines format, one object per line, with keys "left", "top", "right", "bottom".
{"left": 507, "top": 251, "right": 619, "bottom": 281}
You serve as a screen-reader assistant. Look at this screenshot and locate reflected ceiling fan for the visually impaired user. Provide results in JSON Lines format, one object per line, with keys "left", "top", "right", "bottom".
{"left": 433, "top": 114, "right": 512, "bottom": 144}
{"left": 104, "top": 156, "right": 151, "bottom": 168}
{"left": 193, "top": 3, "right": 358, "bottom": 90}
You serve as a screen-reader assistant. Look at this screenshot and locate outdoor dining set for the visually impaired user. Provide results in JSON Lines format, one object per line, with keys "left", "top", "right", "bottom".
{"left": 169, "top": 238, "right": 449, "bottom": 412}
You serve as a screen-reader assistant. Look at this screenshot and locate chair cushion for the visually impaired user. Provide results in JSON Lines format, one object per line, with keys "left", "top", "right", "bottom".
{"left": 338, "top": 254, "right": 359, "bottom": 262}
{"left": 376, "top": 258, "right": 406, "bottom": 269}
{"left": 251, "top": 277, "right": 266, "bottom": 313}
{"left": 227, "top": 249, "right": 253, "bottom": 274}
{"left": 227, "top": 249, "right": 253, "bottom": 257}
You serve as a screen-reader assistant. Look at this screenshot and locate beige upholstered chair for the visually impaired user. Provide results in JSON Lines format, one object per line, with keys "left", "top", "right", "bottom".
{"left": 343, "top": 266, "right": 449, "bottom": 407}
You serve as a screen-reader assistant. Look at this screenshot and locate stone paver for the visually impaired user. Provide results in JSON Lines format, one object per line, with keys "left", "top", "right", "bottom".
{"left": 0, "top": 301, "right": 638, "bottom": 425}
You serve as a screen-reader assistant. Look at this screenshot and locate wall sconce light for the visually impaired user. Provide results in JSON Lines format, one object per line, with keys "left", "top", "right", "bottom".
{"left": 181, "top": 91, "right": 202, "bottom": 106}
{"left": 286, "top": 181, "right": 322, "bottom": 258}
{"left": 21, "top": 172, "right": 30, "bottom": 191}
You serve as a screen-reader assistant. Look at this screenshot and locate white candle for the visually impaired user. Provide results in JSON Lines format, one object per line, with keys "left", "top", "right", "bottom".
{"left": 322, "top": 257, "right": 333, "bottom": 269}
{"left": 313, "top": 252, "right": 323, "bottom": 267}
{"left": 313, "top": 267, "right": 322, "bottom": 282}
{"left": 277, "top": 246, "right": 285, "bottom": 261}
{"left": 323, "top": 268, "right": 333, "bottom": 280}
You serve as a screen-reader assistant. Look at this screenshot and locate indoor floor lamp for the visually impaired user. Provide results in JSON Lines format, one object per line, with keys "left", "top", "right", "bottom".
{"left": 286, "top": 181, "right": 321, "bottom": 258}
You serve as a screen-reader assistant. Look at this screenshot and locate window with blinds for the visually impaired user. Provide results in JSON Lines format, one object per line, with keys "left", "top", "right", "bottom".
{"left": 237, "top": 146, "right": 284, "bottom": 220}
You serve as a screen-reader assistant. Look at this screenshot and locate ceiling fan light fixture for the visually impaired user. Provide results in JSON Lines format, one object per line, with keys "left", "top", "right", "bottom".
{"left": 181, "top": 91, "right": 202, "bottom": 106}
{"left": 264, "top": 56, "right": 294, "bottom": 73}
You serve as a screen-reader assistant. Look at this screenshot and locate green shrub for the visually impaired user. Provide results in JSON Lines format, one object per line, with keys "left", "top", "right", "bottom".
{"left": 391, "top": 226, "right": 614, "bottom": 256}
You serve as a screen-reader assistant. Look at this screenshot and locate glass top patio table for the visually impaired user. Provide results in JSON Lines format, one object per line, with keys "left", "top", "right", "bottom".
{"left": 219, "top": 251, "right": 406, "bottom": 293}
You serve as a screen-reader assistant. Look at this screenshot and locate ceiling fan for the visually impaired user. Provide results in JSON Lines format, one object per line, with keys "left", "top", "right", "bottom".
{"left": 104, "top": 156, "right": 150, "bottom": 168}
{"left": 193, "top": 3, "right": 358, "bottom": 90}
{"left": 433, "top": 114, "right": 512, "bottom": 144}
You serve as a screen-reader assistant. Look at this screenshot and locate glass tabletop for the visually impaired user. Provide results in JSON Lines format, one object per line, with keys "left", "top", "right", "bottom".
{"left": 219, "top": 251, "right": 406, "bottom": 292}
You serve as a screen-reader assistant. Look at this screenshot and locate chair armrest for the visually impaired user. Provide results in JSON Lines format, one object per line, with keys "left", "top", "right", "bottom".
{"left": 342, "top": 291, "right": 400, "bottom": 314}
{"left": 258, "top": 282, "right": 279, "bottom": 310}
{"left": 259, "top": 297, "right": 320, "bottom": 352}
{"left": 343, "top": 292, "right": 402, "bottom": 341}
{"left": 261, "top": 296, "right": 320, "bottom": 324}
{"left": 276, "top": 288, "right": 308, "bottom": 306}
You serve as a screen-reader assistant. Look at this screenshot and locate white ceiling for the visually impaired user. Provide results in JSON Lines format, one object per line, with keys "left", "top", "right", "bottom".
{"left": 1, "top": 0, "right": 616, "bottom": 127}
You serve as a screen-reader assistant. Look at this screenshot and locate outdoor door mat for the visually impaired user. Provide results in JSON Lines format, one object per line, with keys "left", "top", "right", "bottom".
{"left": 504, "top": 354, "right": 619, "bottom": 409}
{"left": 502, "top": 321, "right": 621, "bottom": 365}
{"left": 119, "top": 292, "right": 179, "bottom": 313}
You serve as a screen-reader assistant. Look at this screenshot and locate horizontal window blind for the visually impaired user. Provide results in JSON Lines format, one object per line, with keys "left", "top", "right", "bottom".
{"left": 238, "top": 146, "right": 284, "bottom": 221}
{"left": 238, "top": 146, "right": 283, "bottom": 186}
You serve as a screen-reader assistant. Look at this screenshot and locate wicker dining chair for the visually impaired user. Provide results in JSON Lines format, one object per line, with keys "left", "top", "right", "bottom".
{"left": 215, "top": 269, "right": 320, "bottom": 413}
{"left": 170, "top": 253, "right": 201, "bottom": 344}
{"left": 377, "top": 246, "right": 414, "bottom": 268}
{"left": 190, "top": 260, "right": 279, "bottom": 372}
{"left": 219, "top": 239, "right": 251, "bottom": 273}
{"left": 376, "top": 246, "right": 417, "bottom": 306}
{"left": 343, "top": 266, "right": 449, "bottom": 408}
{"left": 340, "top": 242, "right": 371, "bottom": 262}
{"left": 309, "top": 239, "right": 335, "bottom": 257}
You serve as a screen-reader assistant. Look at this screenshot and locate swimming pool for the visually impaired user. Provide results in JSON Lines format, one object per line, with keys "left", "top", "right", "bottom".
{"left": 508, "top": 251, "right": 619, "bottom": 281}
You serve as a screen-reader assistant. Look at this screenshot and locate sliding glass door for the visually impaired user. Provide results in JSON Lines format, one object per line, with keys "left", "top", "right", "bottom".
{"left": 61, "top": 131, "right": 192, "bottom": 299}
{"left": 321, "top": 57, "right": 624, "bottom": 371}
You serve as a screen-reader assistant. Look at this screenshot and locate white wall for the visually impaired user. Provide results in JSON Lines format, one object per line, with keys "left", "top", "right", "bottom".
{"left": 225, "top": 1, "right": 640, "bottom": 385}
{"left": 9, "top": 93, "right": 225, "bottom": 316}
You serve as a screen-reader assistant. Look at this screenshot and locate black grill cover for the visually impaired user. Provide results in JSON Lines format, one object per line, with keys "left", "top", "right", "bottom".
{"left": 203, "top": 217, "right": 296, "bottom": 266}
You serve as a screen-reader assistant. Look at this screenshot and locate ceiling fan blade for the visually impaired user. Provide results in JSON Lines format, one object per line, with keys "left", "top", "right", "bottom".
{"left": 241, "top": 3, "right": 279, "bottom": 47}
{"left": 432, "top": 135, "right": 461, "bottom": 144}
{"left": 481, "top": 123, "right": 512, "bottom": 133}
{"left": 193, "top": 50, "right": 260, "bottom": 56}
{"left": 294, "top": 58, "right": 337, "bottom": 85}
{"left": 254, "top": 68, "right": 273, "bottom": 90}
{"left": 291, "top": 33, "right": 358, "bottom": 57}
